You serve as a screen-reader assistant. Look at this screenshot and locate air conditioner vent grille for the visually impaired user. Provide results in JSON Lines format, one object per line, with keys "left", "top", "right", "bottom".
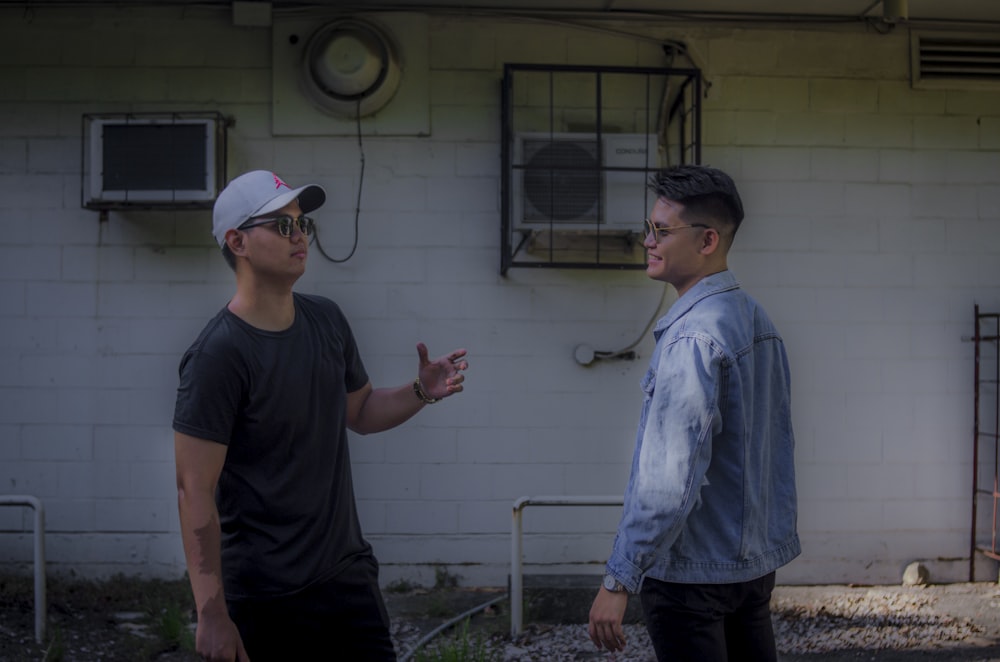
{"left": 912, "top": 33, "right": 1000, "bottom": 87}
{"left": 522, "top": 139, "right": 601, "bottom": 222}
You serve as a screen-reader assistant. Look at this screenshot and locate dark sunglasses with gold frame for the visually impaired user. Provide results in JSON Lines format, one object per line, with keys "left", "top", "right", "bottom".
{"left": 240, "top": 215, "right": 316, "bottom": 238}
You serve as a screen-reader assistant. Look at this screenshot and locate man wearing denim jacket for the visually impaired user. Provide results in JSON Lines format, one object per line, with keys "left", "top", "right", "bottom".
{"left": 588, "top": 165, "right": 800, "bottom": 661}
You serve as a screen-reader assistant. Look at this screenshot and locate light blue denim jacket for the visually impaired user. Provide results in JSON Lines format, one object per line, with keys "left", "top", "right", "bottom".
{"left": 606, "top": 271, "right": 800, "bottom": 591}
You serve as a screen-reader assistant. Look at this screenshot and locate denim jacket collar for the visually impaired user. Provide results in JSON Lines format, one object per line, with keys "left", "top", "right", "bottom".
{"left": 653, "top": 270, "right": 740, "bottom": 340}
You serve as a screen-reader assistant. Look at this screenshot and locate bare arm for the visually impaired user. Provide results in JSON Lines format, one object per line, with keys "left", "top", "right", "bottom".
{"left": 346, "top": 381, "right": 421, "bottom": 435}
{"left": 346, "top": 343, "right": 468, "bottom": 435}
{"left": 175, "top": 431, "right": 249, "bottom": 662}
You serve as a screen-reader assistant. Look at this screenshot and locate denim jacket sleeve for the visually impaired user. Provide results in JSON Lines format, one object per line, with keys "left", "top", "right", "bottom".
{"left": 605, "top": 332, "right": 724, "bottom": 592}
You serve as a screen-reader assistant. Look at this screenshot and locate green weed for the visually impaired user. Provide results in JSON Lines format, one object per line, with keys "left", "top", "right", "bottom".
{"left": 433, "top": 566, "right": 460, "bottom": 590}
{"left": 152, "top": 602, "right": 196, "bottom": 652}
{"left": 385, "top": 577, "right": 421, "bottom": 593}
{"left": 414, "top": 618, "right": 500, "bottom": 662}
{"left": 425, "top": 593, "right": 455, "bottom": 618}
{"left": 41, "top": 628, "right": 64, "bottom": 662}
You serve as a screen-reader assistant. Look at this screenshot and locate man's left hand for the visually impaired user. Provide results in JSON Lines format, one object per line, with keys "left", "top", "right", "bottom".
{"left": 416, "top": 343, "right": 468, "bottom": 400}
{"left": 588, "top": 587, "right": 629, "bottom": 653}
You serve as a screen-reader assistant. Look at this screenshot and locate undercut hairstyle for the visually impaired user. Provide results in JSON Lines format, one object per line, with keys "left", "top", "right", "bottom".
{"left": 222, "top": 244, "right": 237, "bottom": 272}
{"left": 648, "top": 165, "right": 745, "bottom": 237}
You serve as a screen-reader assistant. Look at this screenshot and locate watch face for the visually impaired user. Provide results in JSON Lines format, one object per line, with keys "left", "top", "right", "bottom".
{"left": 603, "top": 574, "right": 616, "bottom": 590}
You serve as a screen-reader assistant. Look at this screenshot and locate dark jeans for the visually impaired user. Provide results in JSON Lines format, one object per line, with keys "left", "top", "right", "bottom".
{"left": 227, "top": 558, "right": 396, "bottom": 661}
{"left": 639, "top": 572, "right": 777, "bottom": 662}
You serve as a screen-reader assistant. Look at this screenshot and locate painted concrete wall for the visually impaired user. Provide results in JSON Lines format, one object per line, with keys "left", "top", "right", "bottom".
{"left": 1, "top": 6, "right": 998, "bottom": 586}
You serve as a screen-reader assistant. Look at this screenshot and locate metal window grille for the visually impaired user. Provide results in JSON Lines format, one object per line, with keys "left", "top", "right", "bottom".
{"left": 500, "top": 63, "right": 702, "bottom": 274}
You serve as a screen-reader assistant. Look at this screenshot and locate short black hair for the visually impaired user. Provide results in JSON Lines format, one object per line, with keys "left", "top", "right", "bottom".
{"left": 221, "top": 244, "right": 237, "bottom": 272}
{"left": 648, "top": 165, "right": 745, "bottom": 235}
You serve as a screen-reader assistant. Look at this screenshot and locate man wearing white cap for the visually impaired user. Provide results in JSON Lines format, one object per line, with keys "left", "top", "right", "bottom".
{"left": 173, "top": 170, "right": 469, "bottom": 661}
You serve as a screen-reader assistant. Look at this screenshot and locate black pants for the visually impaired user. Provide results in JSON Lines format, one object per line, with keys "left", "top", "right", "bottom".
{"left": 639, "top": 572, "right": 777, "bottom": 662}
{"left": 228, "top": 559, "right": 396, "bottom": 661}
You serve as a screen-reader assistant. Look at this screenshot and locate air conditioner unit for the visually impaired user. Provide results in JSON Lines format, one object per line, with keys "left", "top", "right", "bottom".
{"left": 82, "top": 112, "right": 225, "bottom": 210}
{"left": 511, "top": 132, "right": 658, "bottom": 235}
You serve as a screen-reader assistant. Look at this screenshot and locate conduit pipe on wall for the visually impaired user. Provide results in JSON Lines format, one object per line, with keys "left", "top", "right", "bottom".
{"left": 0, "top": 494, "right": 46, "bottom": 644}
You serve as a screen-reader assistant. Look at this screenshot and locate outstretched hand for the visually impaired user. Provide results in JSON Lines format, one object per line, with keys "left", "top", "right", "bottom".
{"left": 416, "top": 343, "right": 468, "bottom": 401}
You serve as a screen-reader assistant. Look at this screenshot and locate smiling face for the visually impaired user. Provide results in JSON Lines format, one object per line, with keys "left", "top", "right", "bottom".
{"left": 643, "top": 197, "right": 725, "bottom": 297}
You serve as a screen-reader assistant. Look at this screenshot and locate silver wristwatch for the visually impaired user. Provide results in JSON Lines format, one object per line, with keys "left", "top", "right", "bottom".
{"left": 602, "top": 574, "right": 626, "bottom": 593}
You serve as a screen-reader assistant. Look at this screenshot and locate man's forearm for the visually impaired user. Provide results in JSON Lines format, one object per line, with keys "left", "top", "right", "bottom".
{"left": 351, "top": 383, "right": 425, "bottom": 435}
{"left": 177, "top": 488, "right": 228, "bottom": 618}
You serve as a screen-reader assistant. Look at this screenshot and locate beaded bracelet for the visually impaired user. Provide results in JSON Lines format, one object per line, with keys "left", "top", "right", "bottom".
{"left": 412, "top": 378, "right": 439, "bottom": 404}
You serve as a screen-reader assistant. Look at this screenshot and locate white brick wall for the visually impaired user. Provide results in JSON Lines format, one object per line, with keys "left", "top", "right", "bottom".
{"left": 1, "top": 7, "right": 998, "bottom": 586}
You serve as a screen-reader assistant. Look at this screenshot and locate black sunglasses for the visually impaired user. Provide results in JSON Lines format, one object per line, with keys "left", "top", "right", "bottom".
{"left": 240, "top": 215, "right": 315, "bottom": 238}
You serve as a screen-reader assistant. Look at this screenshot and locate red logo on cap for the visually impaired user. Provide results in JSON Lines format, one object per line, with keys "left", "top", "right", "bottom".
{"left": 273, "top": 174, "right": 289, "bottom": 190}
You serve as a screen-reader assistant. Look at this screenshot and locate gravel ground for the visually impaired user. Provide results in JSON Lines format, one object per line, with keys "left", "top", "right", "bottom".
{"left": 3, "top": 575, "right": 998, "bottom": 661}
{"left": 391, "top": 583, "right": 1000, "bottom": 662}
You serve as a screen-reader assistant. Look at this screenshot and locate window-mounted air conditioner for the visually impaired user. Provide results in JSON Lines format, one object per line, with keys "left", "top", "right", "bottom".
{"left": 512, "top": 132, "right": 658, "bottom": 234}
{"left": 82, "top": 112, "right": 226, "bottom": 210}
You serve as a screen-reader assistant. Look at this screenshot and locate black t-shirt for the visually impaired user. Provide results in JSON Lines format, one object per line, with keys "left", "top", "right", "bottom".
{"left": 173, "top": 293, "right": 371, "bottom": 599}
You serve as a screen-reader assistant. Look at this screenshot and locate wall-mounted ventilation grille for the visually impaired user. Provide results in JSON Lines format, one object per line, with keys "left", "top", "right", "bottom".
{"left": 272, "top": 13, "right": 429, "bottom": 136}
{"left": 912, "top": 32, "right": 1000, "bottom": 88}
{"left": 520, "top": 137, "right": 602, "bottom": 224}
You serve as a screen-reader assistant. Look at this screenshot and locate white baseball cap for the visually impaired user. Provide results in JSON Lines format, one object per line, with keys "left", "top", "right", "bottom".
{"left": 212, "top": 170, "right": 326, "bottom": 248}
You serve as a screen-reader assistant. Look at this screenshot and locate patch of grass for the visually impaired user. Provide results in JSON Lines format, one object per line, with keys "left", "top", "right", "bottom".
{"left": 41, "top": 627, "right": 64, "bottom": 662}
{"left": 414, "top": 618, "right": 501, "bottom": 662}
{"left": 63, "top": 573, "right": 197, "bottom": 656}
{"left": 425, "top": 593, "right": 456, "bottom": 618}
{"left": 385, "top": 577, "right": 421, "bottom": 593}
{"left": 0, "top": 573, "right": 35, "bottom": 611}
{"left": 434, "top": 566, "right": 460, "bottom": 590}
{"left": 87, "top": 573, "right": 195, "bottom": 615}
{"left": 151, "top": 602, "right": 196, "bottom": 653}
{"left": 0, "top": 571, "right": 198, "bottom": 662}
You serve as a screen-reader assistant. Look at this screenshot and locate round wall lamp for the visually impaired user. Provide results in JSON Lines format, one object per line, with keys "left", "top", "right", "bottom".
{"left": 300, "top": 18, "right": 402, "bottom": 119}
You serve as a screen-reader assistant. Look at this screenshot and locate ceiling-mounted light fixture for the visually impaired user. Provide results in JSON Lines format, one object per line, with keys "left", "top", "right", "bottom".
{"left": 300, "top": 17, "right": 402, "bottom": 119}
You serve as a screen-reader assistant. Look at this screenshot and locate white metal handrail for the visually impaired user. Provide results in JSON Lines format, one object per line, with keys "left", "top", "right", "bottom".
{"left": 0, "top": 495, "right": 46, "bottom": 643}
{"left": 510, "top": 495, "right": 623, "bottom": 638}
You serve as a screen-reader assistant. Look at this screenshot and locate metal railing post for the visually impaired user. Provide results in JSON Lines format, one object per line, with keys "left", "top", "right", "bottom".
{"left": 0, "top": 495, "right": 46, "bottom": 644}
{"left": 510, "top": 495, "right": 623, "bottom": 638}
{"left": 511, "top": 497, "right": 526, "bottom": 639}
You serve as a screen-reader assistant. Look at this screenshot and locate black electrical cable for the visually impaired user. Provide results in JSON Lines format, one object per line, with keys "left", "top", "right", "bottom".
{"left": 312, "top": 99, "right": 364, "bottom": 263}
